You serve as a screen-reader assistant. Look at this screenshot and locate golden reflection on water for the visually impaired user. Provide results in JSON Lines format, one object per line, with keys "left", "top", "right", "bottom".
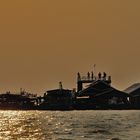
{"left": 0, "top": 111, "right": 45, "bottom": 140}
{"left": 0, "top": 110, "right": 140, "bottom": 140}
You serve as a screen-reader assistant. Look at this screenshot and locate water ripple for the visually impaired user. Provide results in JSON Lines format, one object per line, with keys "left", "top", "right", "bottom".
{"left": 0, "top": 110, "right": 139, "bottom": 139}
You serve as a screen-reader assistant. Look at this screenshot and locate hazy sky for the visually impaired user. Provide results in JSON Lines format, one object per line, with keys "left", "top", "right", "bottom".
{"left": 0, "top": 1, "right": 140, "bottom": 94}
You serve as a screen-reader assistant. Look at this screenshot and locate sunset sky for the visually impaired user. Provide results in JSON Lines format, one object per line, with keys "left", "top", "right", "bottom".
{"left": 0, "top": 1, "right": 140, "bottom": 94}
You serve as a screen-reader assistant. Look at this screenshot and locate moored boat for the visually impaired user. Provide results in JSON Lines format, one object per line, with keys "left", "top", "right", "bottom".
{"left": 39, "top": 82, "right": 74, "bottom": 110}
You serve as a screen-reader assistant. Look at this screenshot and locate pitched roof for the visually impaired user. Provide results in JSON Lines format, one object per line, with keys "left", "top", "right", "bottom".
{"left": 78, "top": 80, "right": 111, "bottom": 97}
{"left": 124, "top": 83, "right": 140, "bottom": 94}
{"left": 94, "top": 89, "right": 130, "bottom": 98}
{"left": 78, "top": 80, "right": 130, "bottom": 97}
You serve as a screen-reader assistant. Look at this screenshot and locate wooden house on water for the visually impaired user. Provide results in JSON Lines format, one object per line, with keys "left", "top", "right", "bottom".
{"left": 124, "top": 83, "right": 140, "bottom": 109}
{"left": 75, "top": 72, "right": 130, "bottom": 109}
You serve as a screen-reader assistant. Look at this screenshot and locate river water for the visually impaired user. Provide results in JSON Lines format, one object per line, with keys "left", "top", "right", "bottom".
{"left": 0, "top": 110, "right": 139, "bottom": 140}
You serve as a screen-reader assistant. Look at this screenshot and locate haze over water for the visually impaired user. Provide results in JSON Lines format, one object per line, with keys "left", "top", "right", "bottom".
{"left": 0, "top": 110, "right": 140, "bottom": 140}
{"left": 1, "top": 1, "right": 140, "bottom": 140}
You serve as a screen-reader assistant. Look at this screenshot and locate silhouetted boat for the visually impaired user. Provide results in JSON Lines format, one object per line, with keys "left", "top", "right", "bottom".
{"left": 39, "top": 82, "right": 74, "bottom": 110}
{"left": 0, "top": 91, "right": 37, "bottom": 110}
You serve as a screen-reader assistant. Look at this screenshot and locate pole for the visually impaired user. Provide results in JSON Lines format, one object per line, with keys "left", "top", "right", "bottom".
{"left": 93, "top": 64, "right": 96, "bottom": 77}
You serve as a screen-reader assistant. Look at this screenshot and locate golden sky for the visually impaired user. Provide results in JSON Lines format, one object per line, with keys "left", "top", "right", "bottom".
{"left": 0, "top": 0, "right": 140, "bottom": 94}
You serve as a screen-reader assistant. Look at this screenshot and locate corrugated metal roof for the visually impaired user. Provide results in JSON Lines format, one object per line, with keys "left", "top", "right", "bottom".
{"left": 77, "top": 80, "right": 130, "bottom": 97}
{"left": 124, "top": 83, "right": 140, "bottom": 93}
{"left": 78, "top": 80, "right": 111, "bottom": 97}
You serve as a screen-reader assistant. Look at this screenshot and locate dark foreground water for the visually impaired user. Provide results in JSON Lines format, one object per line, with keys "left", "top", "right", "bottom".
{"left": 0, "top": 110, "right": 140, "bottom": 140}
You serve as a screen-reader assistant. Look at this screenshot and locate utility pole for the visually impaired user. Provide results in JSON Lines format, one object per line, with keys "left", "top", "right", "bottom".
{"left": 93, "top": 64, "right": 96, "bottom": 77}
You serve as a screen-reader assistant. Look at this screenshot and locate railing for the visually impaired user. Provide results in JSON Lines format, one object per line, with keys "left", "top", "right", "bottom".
{"left": 77, "top": 76, "right": 111, "bottom": 82}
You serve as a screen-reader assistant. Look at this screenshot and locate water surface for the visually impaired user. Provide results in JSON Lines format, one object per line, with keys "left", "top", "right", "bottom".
{"left": 0, "top": 110, "right": 140, "bottom": 140}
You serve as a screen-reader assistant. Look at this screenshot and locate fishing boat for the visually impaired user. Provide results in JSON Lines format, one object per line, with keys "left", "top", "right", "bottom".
{"left": 39, "top": 82, "right": 74, "bottom": 110}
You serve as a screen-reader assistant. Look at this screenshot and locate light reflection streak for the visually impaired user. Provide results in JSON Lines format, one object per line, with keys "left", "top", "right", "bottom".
{"left": 0, "top": 111, "right": 45, "bottom": 139}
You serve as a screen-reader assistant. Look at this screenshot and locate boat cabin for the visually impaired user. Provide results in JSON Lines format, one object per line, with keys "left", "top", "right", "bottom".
{"left": 40, "top": 82, "right": 73, "bottom": 110}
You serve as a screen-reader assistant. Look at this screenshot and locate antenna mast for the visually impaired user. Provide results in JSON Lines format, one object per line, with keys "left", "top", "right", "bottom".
{"left": 93, "top": 64, "right": 96, "bottom": 77}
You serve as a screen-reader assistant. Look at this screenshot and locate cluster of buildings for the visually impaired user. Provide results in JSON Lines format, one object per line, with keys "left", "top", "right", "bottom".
{"left": 0, "top": 71, "right": 140, "bottom": 110}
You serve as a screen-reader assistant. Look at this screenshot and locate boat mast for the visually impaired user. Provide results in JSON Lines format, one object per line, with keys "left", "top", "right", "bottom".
{"left": 59, "top": 82, "right": 63, "bottom": 90}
